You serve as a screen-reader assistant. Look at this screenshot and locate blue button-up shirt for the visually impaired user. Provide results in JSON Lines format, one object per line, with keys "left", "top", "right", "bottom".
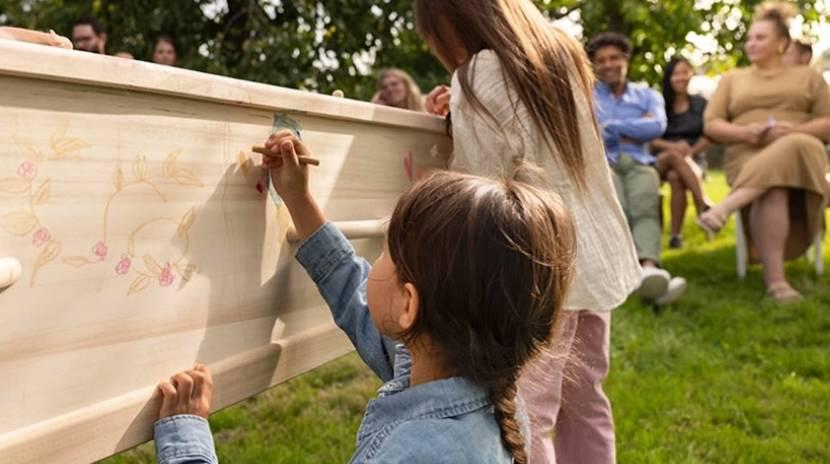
{"left": 154, "top": 223, "right": 517, "bottom": 463}
{"left": 594, "top": 82, "right": 667, "bottom": 166}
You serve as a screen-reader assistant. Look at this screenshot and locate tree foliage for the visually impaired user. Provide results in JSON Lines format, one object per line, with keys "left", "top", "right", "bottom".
{"left": 0, "top": 0, "right": 826, "bottom": 98}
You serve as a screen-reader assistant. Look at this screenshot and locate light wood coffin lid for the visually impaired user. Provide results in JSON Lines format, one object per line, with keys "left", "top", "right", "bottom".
{"left": 0, "top": 40, "right": 450, "bottom": 463}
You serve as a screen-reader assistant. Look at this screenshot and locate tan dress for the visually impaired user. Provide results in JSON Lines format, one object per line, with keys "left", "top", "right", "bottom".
{"left": 704, "top": 66, "right": 830, "bottom": 261}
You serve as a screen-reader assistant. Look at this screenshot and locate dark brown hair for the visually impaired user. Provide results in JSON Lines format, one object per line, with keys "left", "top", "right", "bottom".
{"left": 586, "top": 32, "right": 633, "bottom": 60}
{"left": 754, "top": 1, "right": 796, "bottom": 44}
{"left": 414, "top": 0, "right": 598, "bottom": 190}
{"left": 387, "top": 170, "right": 576, "bottom": 463}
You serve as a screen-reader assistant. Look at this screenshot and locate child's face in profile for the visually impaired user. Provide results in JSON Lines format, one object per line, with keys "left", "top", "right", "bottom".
{"left": 367, "top": 242, "right": 417, "bottom": 338}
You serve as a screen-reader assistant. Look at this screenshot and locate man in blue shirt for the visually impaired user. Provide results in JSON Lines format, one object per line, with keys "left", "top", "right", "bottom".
{"left": 588, "top": 32, "right": 686, "bottom": 306}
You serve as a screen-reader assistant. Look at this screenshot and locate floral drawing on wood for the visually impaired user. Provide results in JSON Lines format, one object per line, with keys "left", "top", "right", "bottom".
{"left": 61, "top": 151, "right": 204, "bottom": 295}
{"left": 0, "top": 122, "right": 91, "bottom": 286}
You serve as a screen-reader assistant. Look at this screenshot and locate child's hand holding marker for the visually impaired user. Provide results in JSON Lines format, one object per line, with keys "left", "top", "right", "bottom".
{"left": 259, "top": 129, "right": 315, "bottom": 204}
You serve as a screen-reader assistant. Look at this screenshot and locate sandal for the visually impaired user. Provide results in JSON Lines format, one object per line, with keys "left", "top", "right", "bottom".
{"left": 765, "top": 282, "right": 803, "bottom": 303}
{"left": 696, "top": 209, "right": 726, "bottom": 241}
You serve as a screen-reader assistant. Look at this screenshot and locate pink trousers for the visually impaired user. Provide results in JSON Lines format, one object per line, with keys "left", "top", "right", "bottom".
{"left": 519, "top": 310, "right": 615, "bottom": 464}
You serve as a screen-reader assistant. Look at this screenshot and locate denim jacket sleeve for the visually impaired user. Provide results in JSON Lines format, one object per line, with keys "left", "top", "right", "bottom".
{"left": 154, "top": 415, "right": 218, "bottom": 464}
{"left": 296, "top": 223, "right": 396, "bottom": 382}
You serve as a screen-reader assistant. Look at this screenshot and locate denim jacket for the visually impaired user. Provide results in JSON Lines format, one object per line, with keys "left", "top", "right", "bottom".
{"left": 155, "top": 223, "right": 516, "bottom": 463}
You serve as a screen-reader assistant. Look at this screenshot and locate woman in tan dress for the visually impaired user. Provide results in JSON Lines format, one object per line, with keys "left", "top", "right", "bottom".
{"left": 699, "top": 3, "right": 830, "bottom": 302}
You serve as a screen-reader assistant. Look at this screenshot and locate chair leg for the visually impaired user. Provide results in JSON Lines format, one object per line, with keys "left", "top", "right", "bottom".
{"left": 816, "top": 232, "right": 824, "bottom": 276}
{"left": 736, "top": 213, "right": 748, "bottom": 279}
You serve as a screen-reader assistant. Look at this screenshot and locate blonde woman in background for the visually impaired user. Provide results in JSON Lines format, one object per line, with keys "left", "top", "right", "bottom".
{"left": 372, "top": 68, "right": 426, "bottom": 112}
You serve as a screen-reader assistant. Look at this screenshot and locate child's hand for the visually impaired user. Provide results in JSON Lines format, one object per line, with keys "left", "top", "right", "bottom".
{"left": 425, "top": 85, "right": 451, "bottom": 117}
{"left": 157, "top": 365, "right": 213, "bottom": 420}
{"left": 263, "top": 129, "right": 311, "bottom": 204}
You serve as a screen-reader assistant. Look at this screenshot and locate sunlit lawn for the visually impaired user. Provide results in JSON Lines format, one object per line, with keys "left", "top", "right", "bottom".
{"left": 104, "top": 171, "right": 830, "bottom": 464}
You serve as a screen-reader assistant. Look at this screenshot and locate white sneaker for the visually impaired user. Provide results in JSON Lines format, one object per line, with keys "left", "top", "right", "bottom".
{"left": 638, "top": 267, "right": 670, "bottom": 300}
{"left": 654, "top": 277, "right": 687, "bottom": 306}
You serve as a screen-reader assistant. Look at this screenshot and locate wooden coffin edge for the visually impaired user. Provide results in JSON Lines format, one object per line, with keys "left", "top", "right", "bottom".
{"left": 0, "top": 40, "right": 447, "bottom": 134}
{"left": 0, "top": 318, "right": 355, "bottom": 464}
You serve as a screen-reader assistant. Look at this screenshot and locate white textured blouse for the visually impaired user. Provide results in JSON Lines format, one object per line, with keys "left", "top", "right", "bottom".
{"left": 449, "top": 50, "right": 640, "bottom": 311}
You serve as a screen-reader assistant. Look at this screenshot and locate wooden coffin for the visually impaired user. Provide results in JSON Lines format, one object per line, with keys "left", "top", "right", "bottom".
{"left": 0, "top": 40, "right": 450, "bottom": 463}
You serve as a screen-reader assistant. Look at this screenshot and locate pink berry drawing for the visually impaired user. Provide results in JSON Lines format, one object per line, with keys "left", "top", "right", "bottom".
{"left": 31, "top": 227, "right": 50, "bottom": 247}
{"left": 115, "top": 255, "right": 131, "bottom": 275}
{"left": 158, "top": 263, "right": 175, "bottom": 287}
{"left": 92, "top": 241, "right": 108, "bottom": 260}
{"left": 17, "top": 160, "right": 37, "bottom": 180}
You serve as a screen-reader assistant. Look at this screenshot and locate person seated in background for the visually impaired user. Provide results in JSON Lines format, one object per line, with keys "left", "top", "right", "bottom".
{"left": 371, "top": 68, "right": 425, "bottom": 112}
{"left": 650, "top": 56, "right": 714, "bottom": 248}
{"left": 114, "top": 51, "right": 134, "bottom": 59}
{"left": 71, "top": 17, "right": 106, "bottom": 54}
{"left": 588, "top": 31, "right": 687, "bottom": 306}
{"left": 699, "top": 3, "right": 830, "bottom": 302}
{"left": 783, "top": 37, "right": 813, "bottom": 66}
{"left": 0, "top": 26, "right": 72, "bottom": 49}
{"left": 152, "top": 34, "right": 178, "bottom": 66}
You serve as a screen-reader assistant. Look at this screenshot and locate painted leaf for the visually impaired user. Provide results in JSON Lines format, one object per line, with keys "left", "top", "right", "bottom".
{"left": 180, "top": 263, "right": 198, "bottom": 282}
{"left": 0, "top": 177, "right": 30, "bottom": 194}
{"left": 177, "top": 207, "right": 196, "bottom": 237}
{"left": 143, "top": 255, "right": 162, "bottom": 275}
{"left": 236, "top": 151, "right": 250, "bottom": 176}
{"left": 0, "top": 211, "right": 38, "bottom": 236}
{"left": 13, "top": 136, "right": 43, "bottom": 161}
{"left": 133, "top": 154, "right": 148, "bottom": 181}
{"left": 172, "top": 169, "right": 203, "bottom": 187}
{"left": 127, "top": 275, "right": 151, "bottom": 296}
{"left": 52, "top": 139, "right": 91, "bottom": 159}
{"left": 114, "top": 165, "right": 125, "bottom": 192}
{"left": 32, "top": 179, "right": 51, "bottom": 205}
{"left": 162, "top": 149, "right": 182, "bottom": 177}
{"left": 63, "top": 256, "right": 94, "bottom": 268}
{"left": 30, "top": 240, "right": 62, "bottom": 287}
{"left": 49, "top": 121, "right": 68, "bottom": 150}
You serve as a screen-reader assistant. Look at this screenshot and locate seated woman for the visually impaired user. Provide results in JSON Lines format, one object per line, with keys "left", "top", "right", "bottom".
{"left": 651, "top": 56, "right": 713, "bottom": 248}
{"left": 371, "top": 68, "right": 425, "bottom": 112}
{"left": 699, "top": 3, "right": 830, "bottom": 302}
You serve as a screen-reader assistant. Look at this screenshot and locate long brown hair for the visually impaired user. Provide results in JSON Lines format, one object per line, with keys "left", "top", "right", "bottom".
{"left": 414, "top": 0, "right": 598, "bottom": 189}
{"left": 377, "top": 68, "right": 425, "bottom": 112}
{"left": 387, "top": 170, "right": 576, "bottom": 463}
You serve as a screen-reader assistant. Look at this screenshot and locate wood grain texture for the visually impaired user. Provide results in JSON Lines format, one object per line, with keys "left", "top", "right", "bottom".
{"left": 0, "top": 40, "right": 451, "bottom": 463}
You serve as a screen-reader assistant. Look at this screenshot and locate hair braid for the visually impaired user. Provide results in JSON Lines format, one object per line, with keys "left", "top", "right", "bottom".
{"left": 490, "top": 375, "right": 528, "bottom": 464}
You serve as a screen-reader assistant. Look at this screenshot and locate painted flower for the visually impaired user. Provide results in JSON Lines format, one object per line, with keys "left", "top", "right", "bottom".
{"left": 115, "top": 255, "right": 131, "bottom": 275}
{"left": 92, "top": 241, "right": 108, "bottom": 260}
{"left": 31, "top": 227, "right": 51, "bottom": 247}
{"left": 17, "top": 160, "right": 37, "bottom": 180}
{"left": 159, "top": 263, "right": 175, "bottom": 287}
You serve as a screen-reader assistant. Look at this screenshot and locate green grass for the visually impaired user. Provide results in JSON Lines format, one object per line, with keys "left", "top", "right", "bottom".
{"left": 103, "top": 172, "right": 830, "bottom": 463}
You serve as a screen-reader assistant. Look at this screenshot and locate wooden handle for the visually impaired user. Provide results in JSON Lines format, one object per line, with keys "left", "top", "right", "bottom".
{"left": 286, "top": 219, "right": 388, "bottom": 243}
{"left": 0, "top": 257, "right": 22, "bottom": 290}
{"left": 252, "top": 146, "right": 320, "bottom": 166}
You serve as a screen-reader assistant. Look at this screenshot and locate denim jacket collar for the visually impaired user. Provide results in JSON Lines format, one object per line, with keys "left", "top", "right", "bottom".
{"left": 357, "top": 345, "right": 492, "bottom": 440}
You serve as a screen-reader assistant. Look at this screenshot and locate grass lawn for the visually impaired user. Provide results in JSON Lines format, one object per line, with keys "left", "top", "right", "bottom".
{"left": 103, "top": 171, "right": 830, "bottom": 464}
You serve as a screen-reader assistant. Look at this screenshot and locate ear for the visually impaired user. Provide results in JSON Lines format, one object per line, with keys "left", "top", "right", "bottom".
{"left": 397, "top": 283, "right": 420, "bottom": 331}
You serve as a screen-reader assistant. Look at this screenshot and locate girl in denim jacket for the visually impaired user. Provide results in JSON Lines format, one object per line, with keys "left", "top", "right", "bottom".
{"left": 152, "top": 130, "right": 576, "bottom": 463}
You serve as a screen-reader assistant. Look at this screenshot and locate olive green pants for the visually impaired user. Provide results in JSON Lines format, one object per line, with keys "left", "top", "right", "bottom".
{"left": 612, "top": 154, "right": 662, "bottom": 264}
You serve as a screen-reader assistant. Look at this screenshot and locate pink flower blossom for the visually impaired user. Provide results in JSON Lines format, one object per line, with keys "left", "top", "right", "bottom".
{"left": 31, "top": 227, "right": 50, "bottom": 247}
{"left": 17, "top": 160, "right": 37, "bottom": 180}
{"left": 115, "top": 255, "right": 131, "bottom": 275}
{"left": 92, "top": 241, "right": 108, "bottom": 260}
{"left": 159, "top": 263, "right": 175, "bottom": 287}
